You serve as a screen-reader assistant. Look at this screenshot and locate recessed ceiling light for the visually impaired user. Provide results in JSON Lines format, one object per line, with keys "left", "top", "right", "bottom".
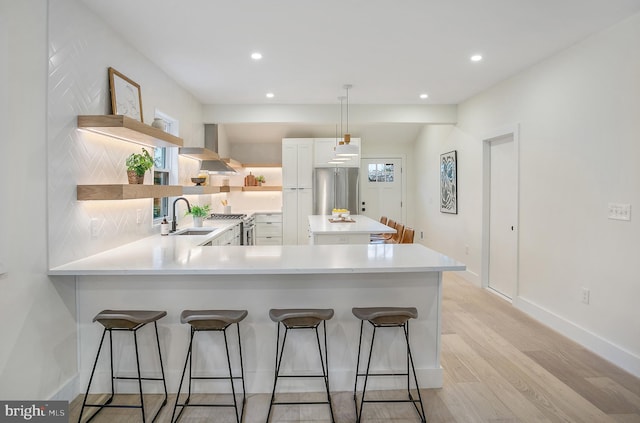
{"left": 266, "top": 92, "right": 274, "bottom": 98}
{"left": 470, "top": 54, "right": 483, "bottom": 62}
{"left": 419, "top": 93, "right": 429, "bottom": 99}
{"left": 251, "top": 52, "right": 263, "bottom": 60}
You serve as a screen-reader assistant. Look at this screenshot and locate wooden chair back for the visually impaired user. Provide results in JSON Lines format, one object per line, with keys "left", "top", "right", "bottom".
{"left": 389, "top": 223, "right": 404, "bottom": 243}
{"left": 401, "top": 227, "right": 415, "bottom": 243}
{"left": 382, "top": 219, "right": 397, "bottom": 240}
{"left": 379, "top": 216, "right": 388, "bottom": 225}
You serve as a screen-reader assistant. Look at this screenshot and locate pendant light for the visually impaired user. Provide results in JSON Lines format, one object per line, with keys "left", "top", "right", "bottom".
{"left": 335, "top": 84, "right": 358, "bottom": 156}
{"left": 329, "top": 99, "right": 351, "bottom": 164}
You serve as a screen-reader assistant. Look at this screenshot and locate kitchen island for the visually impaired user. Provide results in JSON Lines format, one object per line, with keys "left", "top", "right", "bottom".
{"left": 308, "top": 214, "right": 396, "bottom": 244}
{"left": 50, "top": 230, "right": 464, "bottom": 394}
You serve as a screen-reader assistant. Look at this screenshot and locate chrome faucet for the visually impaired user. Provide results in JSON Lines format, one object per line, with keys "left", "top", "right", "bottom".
{"left": 171, "top": 197, "right": 191, "bottom": 232}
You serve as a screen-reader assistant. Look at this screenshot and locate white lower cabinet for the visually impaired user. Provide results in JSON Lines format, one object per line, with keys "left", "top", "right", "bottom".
{"left": 255, "top": 213, "right": 282, "bottom": 245}
{"left": 205, "top": 222, "right": 241, "bottom": 246}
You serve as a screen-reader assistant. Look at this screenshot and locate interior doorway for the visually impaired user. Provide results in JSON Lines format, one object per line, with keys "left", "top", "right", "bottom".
{"left": 482, "top": 127, "right": 519, "bottom": 300}
{"left": 360, "top": 158, "right": 403, "bottom": 222}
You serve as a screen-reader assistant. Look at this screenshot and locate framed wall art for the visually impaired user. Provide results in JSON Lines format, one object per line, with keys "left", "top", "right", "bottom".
{"left": 440, "top": 150, "right": 457, "bottom": 214}
{"left": 108, "top": 67, "right": 143, "bottom": 122}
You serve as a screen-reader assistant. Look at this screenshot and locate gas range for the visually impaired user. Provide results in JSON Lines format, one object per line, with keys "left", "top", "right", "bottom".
{"left": 208, "top": 213, "right": 246, "bottom": 220}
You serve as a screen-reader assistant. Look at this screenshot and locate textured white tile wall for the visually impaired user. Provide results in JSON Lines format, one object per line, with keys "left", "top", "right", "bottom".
{"left": 48, "top": 0, "right": 203, "bottom": 267}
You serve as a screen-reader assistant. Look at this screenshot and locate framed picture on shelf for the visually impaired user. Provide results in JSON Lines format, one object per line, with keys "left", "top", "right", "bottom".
{"left": 440, "top": 150, "right": 457, "bottom": 214}
{"left": 108, "top": 67, "right": 143, "bottom": 122}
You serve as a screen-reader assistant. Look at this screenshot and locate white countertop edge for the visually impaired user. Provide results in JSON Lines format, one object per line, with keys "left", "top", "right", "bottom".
{"left": 48, "top": 265, "right": 466, "bottom": 276}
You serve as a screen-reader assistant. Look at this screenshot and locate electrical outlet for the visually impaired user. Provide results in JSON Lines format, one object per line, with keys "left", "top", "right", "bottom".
{"left": 136, "top": 209, "right": 143, "bottom": 224}
{"left": 581, "top": 287, "right": 590, "bottom": 305}
{"left": 465, "top": 244, "right": 469, "bottom": 255}
{"left": 608, "top": 203, "right": 631, "bottom": 221}
{"left": 420, "top": 231, "right": 424, "bottom": 240}
{"left": 90, "top": 218, "right": 99, "bottom": 237}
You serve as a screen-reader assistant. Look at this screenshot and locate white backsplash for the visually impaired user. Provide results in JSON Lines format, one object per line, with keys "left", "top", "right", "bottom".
{"left": 47, "top": 0, "right": 203, "bottom": 268}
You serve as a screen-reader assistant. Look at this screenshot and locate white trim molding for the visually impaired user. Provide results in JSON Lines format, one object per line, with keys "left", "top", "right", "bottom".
{"left": 514, "top": 296, "right": 640, "bottom": 378}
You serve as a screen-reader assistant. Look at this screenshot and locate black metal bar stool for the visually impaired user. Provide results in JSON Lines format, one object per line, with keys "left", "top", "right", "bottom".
{"left": 78, "top": 310, "right": 168, "bottom": 423}
{"left": 352, "top": 307, "right": 426, "bottom": 423}
{"left": 266, "top": 308, "right": 336, "bottom": 423}
{"left": 170, "top": 309, "right": 248, "bottom": 423}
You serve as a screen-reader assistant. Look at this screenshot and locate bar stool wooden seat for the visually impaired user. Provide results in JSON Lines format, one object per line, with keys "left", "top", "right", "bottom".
{"left": 78, "top": 310, "right": 168, "bottom": 423}
{"left": 267, "top": 308, "right": 335, "bottom": 423}
{"left": 352, "top": 307, "right": 426, "bottom": 423}
{"left": 171, "top": 309, "right": 248, "bottom": 423}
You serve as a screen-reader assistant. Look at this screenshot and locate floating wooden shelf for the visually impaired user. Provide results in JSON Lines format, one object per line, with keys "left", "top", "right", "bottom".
{"left": 242, "top": 163, "right": 282, "bottom": 168}
{"left": 77, "top": 184, "right": 182, "bottom": 201}
{"left": 221, "top": 158, "right": 243, "bottom": 169}
{"left": 242, "top": 186, "right": 282, "bottom": 192}
{"left": 182, "top": 185, "right": 242, "bottom": 195}
{"left": 77, "top": 115, "right": 183, "bottom": 148}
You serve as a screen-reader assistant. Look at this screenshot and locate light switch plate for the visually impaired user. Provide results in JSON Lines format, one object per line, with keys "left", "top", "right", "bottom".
{"left": 608, "top": 203, "right": 631, "bottom": 221}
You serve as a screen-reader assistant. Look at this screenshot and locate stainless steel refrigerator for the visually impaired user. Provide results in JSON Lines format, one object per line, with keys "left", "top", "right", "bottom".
{"left": 313, "top": 167, "right": 359, "bottom": 215}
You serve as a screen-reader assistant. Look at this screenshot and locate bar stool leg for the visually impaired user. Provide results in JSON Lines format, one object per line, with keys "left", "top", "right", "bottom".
{"left": 357, "top": 324, "right": 378, "bottom": 423}
{"left": 404, "top": 323, "right": 426, "bottom": 422}
{"left": 154, "top": 321, "right": 169, "bottom": 410}
{"left": 236, "top": 322, "right": 247, "bottom": 415}
{"left": 315, "top": 321, "right": 335, "bottom": 422}
{"left": 353, "top": 320, "right": 364, "bottom": 402}
{"left": 132, "top": 330, "right": 146, "bottom": 422}
{"left": 108, "top": 330, "right": 115, "bottom": 403}
{"left": 78, "top": 328, "right": 109, "bottom": 423}
{"left": 222, "top": 329, "right": 241, "bottom": 423}
{"left": 171, "top": 328, "right": 195, "bottom": 423}
{"left": 172, "top": 321, "right": 246, "bottom": 423}
{"left": 266, "top": 323, "right": 288, "bottom": 423}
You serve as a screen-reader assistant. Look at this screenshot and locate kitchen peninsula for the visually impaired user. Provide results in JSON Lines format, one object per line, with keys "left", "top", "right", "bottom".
{"left": 50, "top": 229, "right": 465, "bottom": 394}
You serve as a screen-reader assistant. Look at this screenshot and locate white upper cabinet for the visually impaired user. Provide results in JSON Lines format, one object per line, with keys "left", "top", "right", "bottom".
{"left": 313, "top": 137, "right": 360, "bottom": 167}
{"left": 282, "top": 138, "right": 313, "bottom": 188}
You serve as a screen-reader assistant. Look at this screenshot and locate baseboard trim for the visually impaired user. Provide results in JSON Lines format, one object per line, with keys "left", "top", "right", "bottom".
{"left": 514, "top": 296, "right": 640, "bottom": 378}
{"left": 49, "top": 374, "right": 79, "bottom": 402}
{"left": 457, "top": 269, "right": 480, "bottom": 287}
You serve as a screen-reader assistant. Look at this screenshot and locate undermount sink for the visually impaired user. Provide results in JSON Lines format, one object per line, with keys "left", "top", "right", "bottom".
{"left": 170, "top": 228, "right": 217, "bottom": 236}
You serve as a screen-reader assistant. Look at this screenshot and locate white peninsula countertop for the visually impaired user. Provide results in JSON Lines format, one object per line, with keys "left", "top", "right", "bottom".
{"left": 49, "top": 234, "right": 463, "bottom": 275}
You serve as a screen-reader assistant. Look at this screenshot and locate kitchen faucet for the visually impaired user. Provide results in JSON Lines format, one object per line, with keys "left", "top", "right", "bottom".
{"left": 171, "top": 197, "right": 191, "bottom": 232}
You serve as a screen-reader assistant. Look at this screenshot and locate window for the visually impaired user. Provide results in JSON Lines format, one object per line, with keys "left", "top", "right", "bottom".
{"left": 153, "top": 111, "right": 179, "bottom": 223}
{"left": 368, "top": 163, "right": 395, "bottom": 182}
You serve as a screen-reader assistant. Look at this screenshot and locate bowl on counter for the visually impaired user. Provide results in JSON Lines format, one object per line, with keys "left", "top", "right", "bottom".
{"left": 332, "top": 209, "right": 350, "bottom": 218}
{"left": 191, "top": 177, "right": 206, "bottom": 186}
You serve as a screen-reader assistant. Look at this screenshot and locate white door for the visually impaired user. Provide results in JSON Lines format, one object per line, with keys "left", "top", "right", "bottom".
{"left": 488, "top": 136, "right": 517, "bottom": 299}
{"left": 360, "top": 158, "right": 403, "bottom": 222}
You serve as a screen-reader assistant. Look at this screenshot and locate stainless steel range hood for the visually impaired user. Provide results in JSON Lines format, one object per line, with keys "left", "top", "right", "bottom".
{"left": 178, "top": 124, "right": 237, "bottom": 173}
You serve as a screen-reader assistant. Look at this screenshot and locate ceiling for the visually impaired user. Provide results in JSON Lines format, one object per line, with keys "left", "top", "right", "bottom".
{"left": 80, "top": 0, "right": 640, "bottom": 106}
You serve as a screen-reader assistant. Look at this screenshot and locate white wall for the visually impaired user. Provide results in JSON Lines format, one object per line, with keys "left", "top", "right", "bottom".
{"left": 0, "top": 1, "right": 78, "bottom": 400}
{"left": 415, "top": 13, "right": 640, "bottom": 375}
{"left": 47, "top": 0, "right": 204, "bottom": 267}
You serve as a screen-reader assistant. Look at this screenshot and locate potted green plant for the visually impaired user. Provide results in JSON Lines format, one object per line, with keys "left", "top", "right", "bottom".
{"left": 255, "top": 175, "right": 266, "bottom": 186}
{"left": 186, "top": 204, "right": 211, "bottom": 227}
{"left": 125, "top": 148, "right": 155, "bottom": 184}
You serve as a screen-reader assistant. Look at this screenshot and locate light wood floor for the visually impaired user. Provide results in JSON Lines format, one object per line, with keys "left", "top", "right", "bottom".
{"left": 69, "top": 273, "right": 640, "bottom": 422}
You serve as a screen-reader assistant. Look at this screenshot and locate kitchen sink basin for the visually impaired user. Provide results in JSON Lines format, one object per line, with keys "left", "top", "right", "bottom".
{"left": 170, "top": 228, "right": 217, "bottom": 236}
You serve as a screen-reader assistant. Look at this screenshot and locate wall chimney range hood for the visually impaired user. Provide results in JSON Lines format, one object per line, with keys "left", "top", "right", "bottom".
{"left": 178, "top": 124, "right": 237, "bottom": 173}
